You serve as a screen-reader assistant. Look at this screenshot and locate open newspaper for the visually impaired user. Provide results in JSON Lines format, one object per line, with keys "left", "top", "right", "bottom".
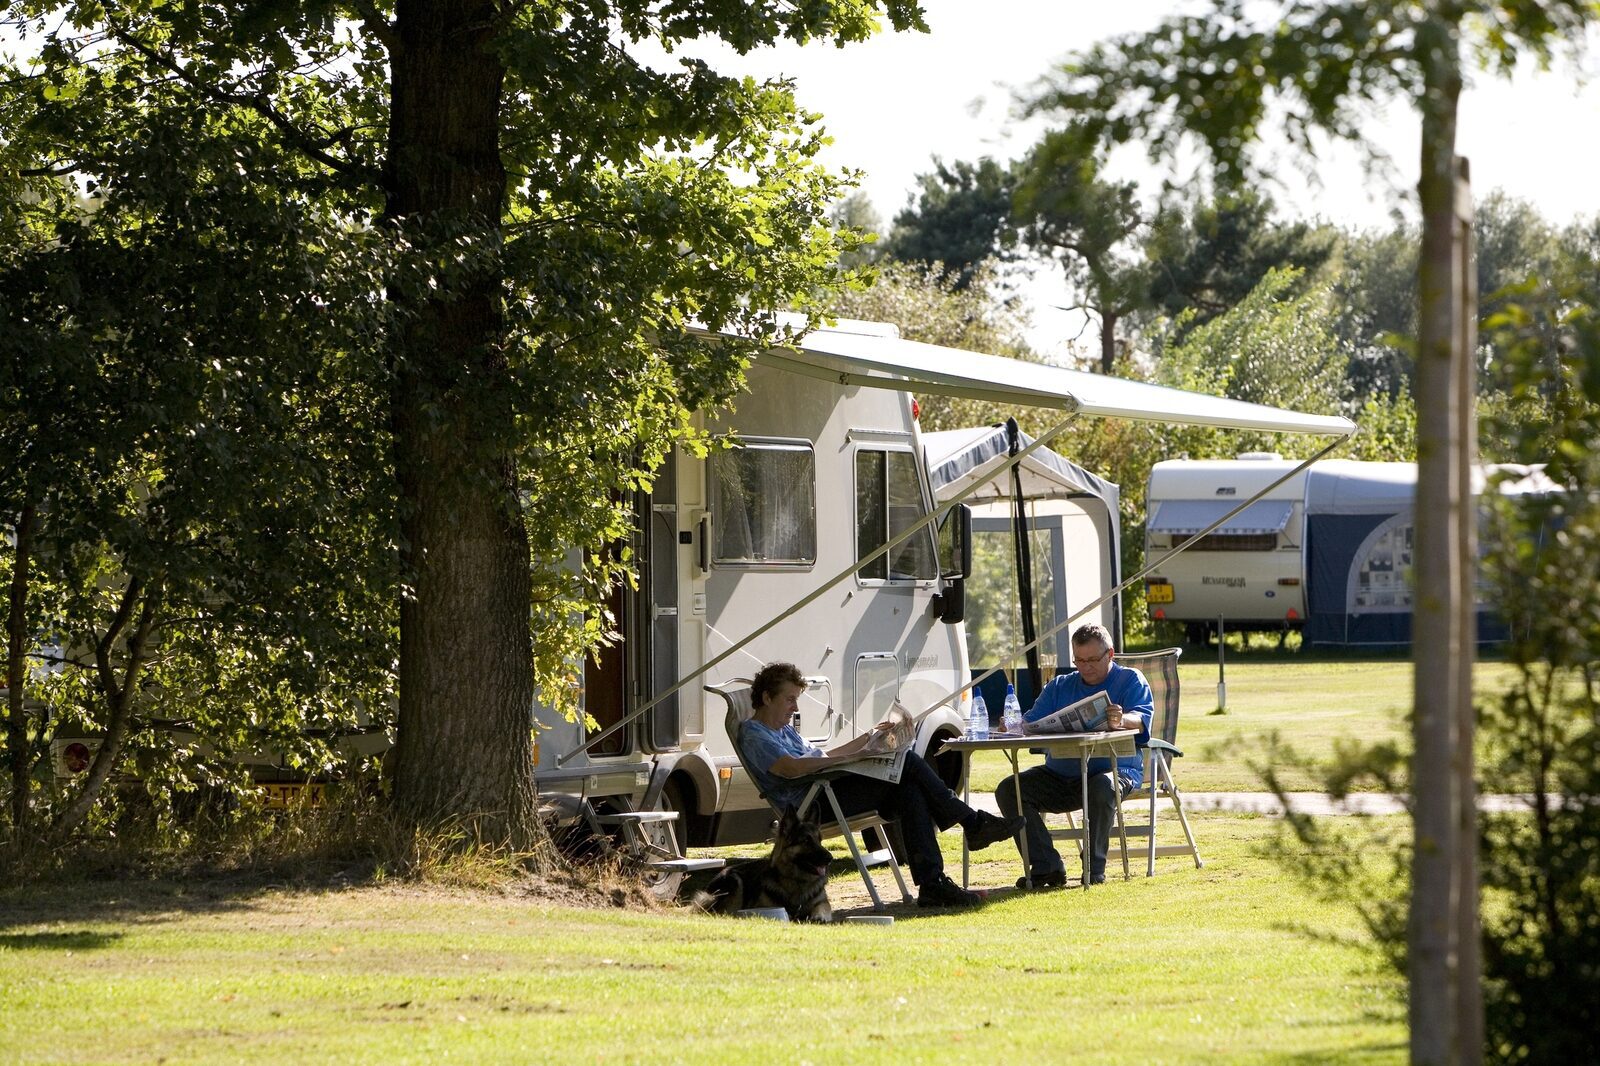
{"left": 1023, "top": 690, "right": 1112, "bottom": 735}
{"left": 830, "top": 702, "right": 928, "bottom": 784}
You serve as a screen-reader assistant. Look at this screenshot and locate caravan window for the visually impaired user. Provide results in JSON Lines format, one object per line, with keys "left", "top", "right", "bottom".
{"left": 855, "top": 448, "right": 937, "bottom": 583}
{"left": 710, "top": 440, "right": 816, "bottom": 567}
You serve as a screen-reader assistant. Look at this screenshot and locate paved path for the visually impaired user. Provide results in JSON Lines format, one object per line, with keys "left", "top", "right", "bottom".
{"left": 968, "top": 791, "right": 1538, "bottom": 817}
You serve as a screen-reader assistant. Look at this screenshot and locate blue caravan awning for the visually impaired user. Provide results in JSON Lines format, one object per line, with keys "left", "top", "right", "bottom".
{"left": 1149, "top": 499, "right": 1294, "bottom": 536}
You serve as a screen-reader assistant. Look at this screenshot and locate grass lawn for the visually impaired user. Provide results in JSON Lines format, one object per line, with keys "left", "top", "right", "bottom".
{"left": 0, "top": 812, "right": 1404, "bottom": 1065}
{"left": 964, "top": 655, "right": 1524, "bottom": 794}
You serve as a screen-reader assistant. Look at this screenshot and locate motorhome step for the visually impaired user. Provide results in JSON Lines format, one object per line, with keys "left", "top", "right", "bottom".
{"left": 593, "top": 810, "right": 680, "bottom": 825}
{"left": 644, "top": 857, "right": 726, "bottom": 874}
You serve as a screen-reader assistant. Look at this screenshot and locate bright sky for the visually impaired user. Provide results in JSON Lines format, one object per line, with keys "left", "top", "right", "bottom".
{"left": 664, "top": 1, "right": 1600, "bottom": 357}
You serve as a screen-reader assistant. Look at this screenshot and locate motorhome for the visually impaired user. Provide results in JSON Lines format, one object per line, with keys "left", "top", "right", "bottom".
{"left": 535, "top": 322, "right": 1353, "bottom": 885}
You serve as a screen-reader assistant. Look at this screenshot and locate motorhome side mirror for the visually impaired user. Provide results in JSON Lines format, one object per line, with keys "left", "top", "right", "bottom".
{"left": 932, "top": 578, "right": 966, "bottom": 625}
{"left": 939, "top": 503, "right": 974, "bottom": 579}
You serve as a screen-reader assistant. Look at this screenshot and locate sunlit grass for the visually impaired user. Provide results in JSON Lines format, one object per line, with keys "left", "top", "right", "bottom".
{"left": 0, "top": 811, "right": 1404, "bottom": 1065}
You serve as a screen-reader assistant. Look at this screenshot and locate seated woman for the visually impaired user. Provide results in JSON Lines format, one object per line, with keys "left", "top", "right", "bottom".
{"left": 738, "top": 661, "right": 1022, "bottom": 909}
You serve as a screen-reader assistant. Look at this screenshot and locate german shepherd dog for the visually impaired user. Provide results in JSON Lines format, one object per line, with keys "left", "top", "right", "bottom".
{"left": 702, "top": 805, "right": 835, "bottom": 922}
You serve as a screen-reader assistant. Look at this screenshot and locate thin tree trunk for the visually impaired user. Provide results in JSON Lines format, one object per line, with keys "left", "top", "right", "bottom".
{"left": 50, "top": 578, "right": 161, "bottom": 841}
{"left": 385, "top": 0, "right": 539, "bottom": 846}
{"left": 1451, "top": 155, "right": 1483, "bottom": 1066}
{"left": 1410, "top": 16, "right": 1466, "bottom": 1064}
{"left": 7, "top": 500, "right": 38, "bottom": 844}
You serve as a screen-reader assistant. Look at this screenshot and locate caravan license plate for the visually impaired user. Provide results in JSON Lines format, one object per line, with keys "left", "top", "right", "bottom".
{"left": 258, "top": 783, "right": 325, "bottom": 809}
{"left": 1146, "top": 583, "right": 1174, "bottom": 604}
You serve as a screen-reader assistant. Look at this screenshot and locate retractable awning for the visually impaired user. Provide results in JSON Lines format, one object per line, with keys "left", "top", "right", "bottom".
{"left": 737, "top": 322, "right": 1355, "bottom": 436}
{"left": 1149, "top": 499, "right": 1295, "bottom": 536}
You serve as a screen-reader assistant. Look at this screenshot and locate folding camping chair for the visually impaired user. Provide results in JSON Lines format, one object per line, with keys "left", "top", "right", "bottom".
{"left": 706, "top": 679, "right": 912, "bottom": 912}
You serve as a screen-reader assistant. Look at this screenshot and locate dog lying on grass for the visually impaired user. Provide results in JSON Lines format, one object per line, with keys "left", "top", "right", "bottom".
{"left": 700, "top": 805, "right": 835, "bottom": 922}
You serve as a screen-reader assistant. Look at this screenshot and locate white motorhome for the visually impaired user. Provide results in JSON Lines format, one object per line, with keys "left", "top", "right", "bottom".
{"left": 535, "top": 323, "right": 1353, "bottom": 878}
{"left": 1143, "top": 455, "right": 1311, "bottom": 642}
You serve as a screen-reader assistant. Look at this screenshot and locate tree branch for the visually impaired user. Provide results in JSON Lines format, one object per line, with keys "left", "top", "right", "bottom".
{"left": 104, "top": 22, "right": 381, "bottom": 187}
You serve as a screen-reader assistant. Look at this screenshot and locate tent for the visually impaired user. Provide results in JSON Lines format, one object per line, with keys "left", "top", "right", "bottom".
{"left": 924, "top": 423, "right": 1121, "bottom": 713}
{"left": 1303, "top": 460, "right": 1557, "bottom": 648}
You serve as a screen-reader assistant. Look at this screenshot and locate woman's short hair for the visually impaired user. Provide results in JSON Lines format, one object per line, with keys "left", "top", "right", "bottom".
{"left": 752, "top": 661, "right": 806, "bottom": 708}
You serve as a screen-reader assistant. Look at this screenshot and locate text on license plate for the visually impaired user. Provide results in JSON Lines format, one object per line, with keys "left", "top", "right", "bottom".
{"left": 1146, "top": 583, "right": 1174, "bottom": 604}
{"left": 258, "top": 783, "right": 326, "bottom": 809}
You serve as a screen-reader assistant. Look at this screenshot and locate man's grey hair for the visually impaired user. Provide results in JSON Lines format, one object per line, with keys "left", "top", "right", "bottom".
{"left": 1070, "top": 623, "right": 1114, "bottom": 651}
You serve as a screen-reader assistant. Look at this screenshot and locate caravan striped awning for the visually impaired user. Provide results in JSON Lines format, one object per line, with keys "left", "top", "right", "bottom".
{"left": 1148, "top": 499, "right": 1295, "bottom": 536}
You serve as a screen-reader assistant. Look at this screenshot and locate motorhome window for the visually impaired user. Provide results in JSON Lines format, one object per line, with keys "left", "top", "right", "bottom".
{"left": 855, "top": 449, "right": 937, "bottom": 582}
{"left": 710, "top": 442, "right": 816, "bottom": 567}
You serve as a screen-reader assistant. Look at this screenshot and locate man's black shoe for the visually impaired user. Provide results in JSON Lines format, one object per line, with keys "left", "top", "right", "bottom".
{"left": 964, "top": 812, "right": 1024, "bottom": 851}
{"left": 1015, "top": 869, "right": 1067, "bottom": 890}
{"left": 917, "top": 874, "right": 983, "bottom": 909}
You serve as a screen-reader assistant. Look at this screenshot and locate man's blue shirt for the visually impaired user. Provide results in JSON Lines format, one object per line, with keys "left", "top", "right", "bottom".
{"left": 1023, "top": 661, "right": 1151, "bottom": 785}
{"left": 737, "top": 718, "right": 824, "bottom": 810}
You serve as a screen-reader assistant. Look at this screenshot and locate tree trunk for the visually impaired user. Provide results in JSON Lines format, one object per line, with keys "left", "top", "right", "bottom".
{"left": 50, "top": 578, "right": 161, "bottom": 842}
{"left": 1451, "top": 155, "right": 1483, "bottom": 1066}
{"left": 385, "top": 0, "right": 539, "bottom": 845}
{"left": 1099, "top": 308, "right": 1118, "bottom": 373}
{"left": 7, "top": 500, "right": 37, "bottom": 845}
{"left": 1410, "top": 17, "right": 1470, "bottom": 1064}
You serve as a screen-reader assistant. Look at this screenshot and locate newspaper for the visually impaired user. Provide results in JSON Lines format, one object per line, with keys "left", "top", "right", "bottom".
{"left": 832, "top": 702, "right": 923, "bottom": 783}
{"left": 1023, "top": 690, "right": 1112, "bottom": 735}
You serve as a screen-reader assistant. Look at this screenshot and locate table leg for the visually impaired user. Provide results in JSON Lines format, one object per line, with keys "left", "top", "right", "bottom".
{"left": 1009, "top": 749, "right": 1030, "bottom": 889}
{"left": 960, "top": 749, "right": 972, "bottom": 889}
{"left": 1079, "top": 745, "right": 1091, "bottom": 890}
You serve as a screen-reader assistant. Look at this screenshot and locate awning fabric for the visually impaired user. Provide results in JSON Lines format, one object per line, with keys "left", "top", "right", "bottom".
{"left": 922, "top": 425, "right": 1118, "bottom": 506}
{"left": 728, "top": 322, "right": 1355, "bottom": 436}
{"left": 1149, "top": 499, "right": 1295, "bottom": 536}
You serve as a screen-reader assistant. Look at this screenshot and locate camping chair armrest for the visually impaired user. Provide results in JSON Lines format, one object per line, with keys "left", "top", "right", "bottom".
{"left": 1147, "top": 738, "right": 1183, "bottom": 758}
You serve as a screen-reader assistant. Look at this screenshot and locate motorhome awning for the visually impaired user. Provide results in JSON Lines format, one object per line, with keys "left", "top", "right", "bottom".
{"left": 1149, "top": 499, "right": 1295, "bottom": 536}
{"left": 742, "top": 323, "right": 1356, "bottom": 436}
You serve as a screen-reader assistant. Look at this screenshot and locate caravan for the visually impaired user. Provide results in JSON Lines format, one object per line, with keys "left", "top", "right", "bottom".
{"left": 536, "top": 321, "right": 1353, "bottom": 883}
{"left": 1144, "top": 457, "right": 1558, "bottom": 646}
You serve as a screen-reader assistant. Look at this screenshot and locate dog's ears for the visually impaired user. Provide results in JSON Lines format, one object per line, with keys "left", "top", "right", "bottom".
{"left": 778, "top": 803, "right": 800, "bottom": 825}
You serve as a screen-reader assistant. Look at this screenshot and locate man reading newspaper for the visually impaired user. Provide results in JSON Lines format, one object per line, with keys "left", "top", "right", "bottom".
{"left": 995, "top": 623, "right": 1152, "bottom": 888}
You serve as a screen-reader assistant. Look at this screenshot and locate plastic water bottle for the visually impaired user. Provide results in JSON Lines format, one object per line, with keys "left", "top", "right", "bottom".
{"left": 1003, "top": 684, "right": 1024, "bottom": 734}
{"left": 967, "top": 691, "right": 989, "bottom": 740}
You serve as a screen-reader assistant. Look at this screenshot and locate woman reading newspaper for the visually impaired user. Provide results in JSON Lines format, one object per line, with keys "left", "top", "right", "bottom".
{"left": 739, "top": 661, "right": 1023, "bottom": 909}
{"left": 995, "top": 623, "right": 1152, "bottom": 888}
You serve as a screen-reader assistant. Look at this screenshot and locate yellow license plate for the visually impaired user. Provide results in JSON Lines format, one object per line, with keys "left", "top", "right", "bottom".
{"left": 1146, "top": 583, "right": 1174, "bottom": 604}
{"left": 258, "top": 783, "right": 326, "bottom": 809}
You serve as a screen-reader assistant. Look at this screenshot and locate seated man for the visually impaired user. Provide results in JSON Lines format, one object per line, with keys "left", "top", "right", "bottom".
{"left": 996, "top": 623, "right": 1151, "bottom": 887}
{"left": 739, "top": 661, "right": 1022, "bottom": 909}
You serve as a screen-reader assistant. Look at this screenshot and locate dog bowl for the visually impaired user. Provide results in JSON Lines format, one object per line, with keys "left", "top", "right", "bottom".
{"left": 842, "top": 914, "right": 895, "bottom": 926}
{"left": 733, "top": 907, "right": 790, "bottom": 921}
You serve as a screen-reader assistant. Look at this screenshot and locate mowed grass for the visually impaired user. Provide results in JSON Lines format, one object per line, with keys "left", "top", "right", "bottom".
{"left": 0, "top": 812, "right": 1404, "bottom": 1065}
{"left": 965, "top": 655, "right": 1525, "bottom": 794}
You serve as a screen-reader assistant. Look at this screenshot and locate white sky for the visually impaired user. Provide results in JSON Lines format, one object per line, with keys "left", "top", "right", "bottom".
{"left": 662, "top": 1, "right": 1600, "bottom": 357}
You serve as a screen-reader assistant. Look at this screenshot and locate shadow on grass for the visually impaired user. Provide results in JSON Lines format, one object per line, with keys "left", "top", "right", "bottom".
{"left": 0, "top": 929, "right": 125, "bottom": 952}
{"left": 0, "top": 875, "right": 314, "bottom": 932}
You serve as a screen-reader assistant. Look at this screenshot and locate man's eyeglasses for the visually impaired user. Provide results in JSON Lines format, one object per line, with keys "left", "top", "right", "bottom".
{"left": 1072, "top": 648, "right": 1111, "bottom": 667}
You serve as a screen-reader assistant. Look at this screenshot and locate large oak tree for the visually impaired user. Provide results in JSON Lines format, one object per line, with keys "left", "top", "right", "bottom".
{"left": 2, "top": 0, "right": 926, "bottom": 846}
